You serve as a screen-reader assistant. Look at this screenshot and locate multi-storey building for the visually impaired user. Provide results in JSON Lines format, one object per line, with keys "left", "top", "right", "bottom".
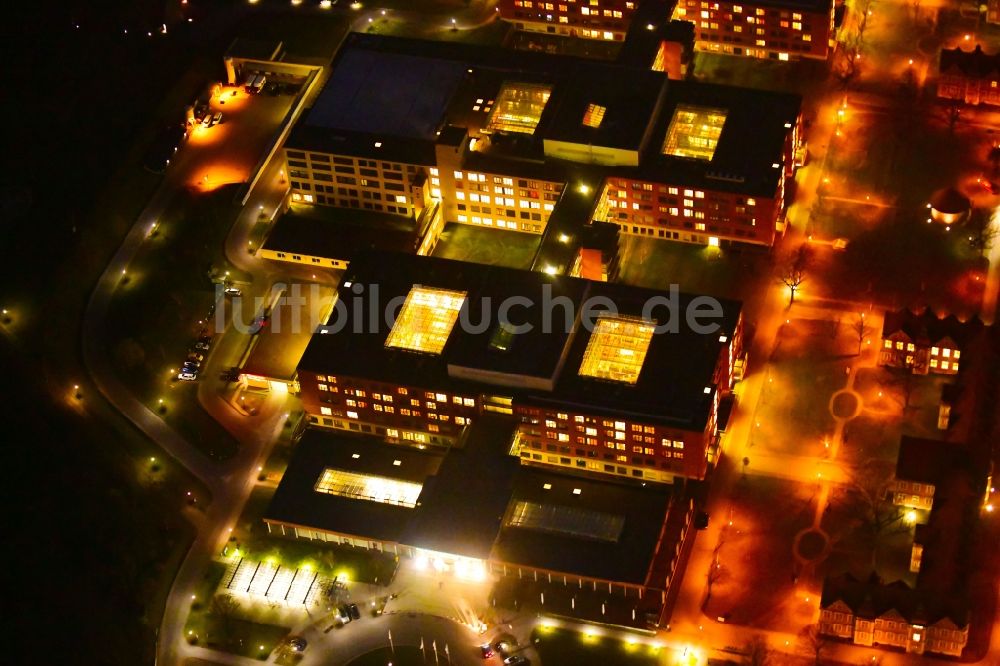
{"left": 937, "top": 45, "right": 1000, "bottom": 107}
{"left": 878, "top": 308, "right": 982, "bottom": 375}
{"left": 671, "top": 0, "right": 836, "bottom": 60}
{"left": 297, "top": 251, "right": 744, "bottom": 484}
{"left": 819, "top": 574, "right": 969, "bottom": 657}
{"left": 498, "top": 0, "right": 639, "bottom": 41}
{"left": 820, "top": 437, "right": 986, "bottom": 658}
{"left": 277, "top": 34, "right": 802, "bottom": 264}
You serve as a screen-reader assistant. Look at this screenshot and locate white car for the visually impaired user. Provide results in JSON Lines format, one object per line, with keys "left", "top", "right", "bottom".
{"left": 178, "top": 372, "right": 198, "bottom": 381}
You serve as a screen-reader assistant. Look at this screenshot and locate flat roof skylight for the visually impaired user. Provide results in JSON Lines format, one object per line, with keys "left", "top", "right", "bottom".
{"left": 315, "top": 468, "right": 423, "bottom": 508}
{"left": 486, "top": 82, "right": 551, "bottom": 135}
{"left": 662, "top": 105, "right": 728, "bottom": 161}
{"left": 582, "top": 103, "right": 606, "bottom": 129}
{"left": 506, "top": 500, "right": 625, "bottom": 543}
{"left": 385, "top": 286, "right": 467, "bottom": 355}
{"left": 578, "top": 316, "right": 655, "bottom": 385}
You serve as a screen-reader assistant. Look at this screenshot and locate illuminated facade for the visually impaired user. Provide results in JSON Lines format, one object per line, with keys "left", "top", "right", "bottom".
{"left": 298, "top": 252, "right": 744, "bottom": 483}
{"left": 671, "top": 0, "right": 836, "bottom": 60}
{"left": 498, "top": 0, "right": 639, "bottom": 41}
{"left": 432, "top": 166, "right": 564, "bottom": 235}
{"left": 594, "top": 177, "right": 783, "bottom": 245}
{"left": 878, "top": 309, "right": 982, "bottom": 376}
{"left": 285, "top": 149, "right": 429, "bottom": 218}
{"left": 282, "top": 34, "right": 802, "bottom": 254}
{"left": 937, "top": 45, "right": 1000, "bottom": 107}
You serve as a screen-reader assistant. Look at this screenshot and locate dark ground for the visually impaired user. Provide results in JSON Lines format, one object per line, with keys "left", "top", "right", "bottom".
{"left": 2, "top": 2, "right": 257, "bottom": 664}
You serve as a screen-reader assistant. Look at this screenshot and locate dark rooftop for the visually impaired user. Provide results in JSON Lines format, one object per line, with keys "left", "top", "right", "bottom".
{"left": 542, "top": 64, "right": 667, "bottom": 152}
{"left": 895, "top": 436, "right": 976, "bottom": 486}
{"left": 262, "top": 205, "right": 418, "bottom": 261}
{"left": 881, "top": 308, "right": 984, "bottom": 347}
{"left": 305, "top": 48, "right": 465, "bottom": 140}
{"left": 940, "top": 44, "right": 1000, "bottom": 79}
{"left": 821, "top": 572, "right": 969, "bottom": 629}
{"left": 628, "top": 80, "right": 801, "bottom": 197}
{"left": 301, "top": 251, "right": 741, "bottom": 430}
{"left": 403, "top": 415, "right": 522, "bottom": 559}
{"left": 285, "top": 33, "right": 799, "bottom": 196}
{"left": 264, "top": 430, "right": 444, "bottom": 543}
{"left": 266, "top": 424, "right": 678, "bottom": 585}
{"left": 492, "top": 466, "right": 673, "bottom": 584}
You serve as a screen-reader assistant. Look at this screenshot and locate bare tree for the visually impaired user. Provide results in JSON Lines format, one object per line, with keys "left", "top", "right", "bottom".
{"left": 704, "top": 531, "right": 727, "bottom": 607}
{"left": 851, "top": 312, "right": 874, "bottom": 355}
{"left": 844, "top": 460, "right": 907, "bottom": 570}
{"left": 210, "top": 593, "right": 242, "bottom": 647}
{"left": 743, "top": 634, "right": 770, "bottom": 666}
{"left": 967, "top": 208, "right": 998, "bottom": 254}
{"left": 800, "top": 624, "right": 830, "bottom": 665}
{"left": 778, "top": 245, "right": 810, "bottom": 305}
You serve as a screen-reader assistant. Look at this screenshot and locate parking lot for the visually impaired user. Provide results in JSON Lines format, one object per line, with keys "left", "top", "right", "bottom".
{"left": 178, "top": 83, "right": 298, "bottom": 191}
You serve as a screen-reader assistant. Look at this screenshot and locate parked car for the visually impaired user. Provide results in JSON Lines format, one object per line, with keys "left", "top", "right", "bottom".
{"left": 193, "top": 342, "right": 210, "bottom": 351}
{"left": 494, "top": 640, "right": 511, "bottom": 656}
{"left": 337, "top": 604, "right": 352, "bottom": 623}
{"left": 212, "top": 111, "right": 223, "bottom": 126}
{"left": 224, "top": 286, "right": 242, "bottom": 296}
{"left": 348, "top": 603, "right": 361, "bottom": 620}
{"left": 187, "top": 353, "right": 204, "bottom": 363}
{"left": 178, "top": 372, "right": 197, "bottom": 381}
{"left": 183, "top": 361, "right": 200, "bottom": 371}
{"left": 480, "top": 644, "right": 494, "bottom": 659}
{"left": 287, "top": 636, "right": 307, "bottom": 652}
{"left": 504, "top": 657, "right": 527, "bottom": 665}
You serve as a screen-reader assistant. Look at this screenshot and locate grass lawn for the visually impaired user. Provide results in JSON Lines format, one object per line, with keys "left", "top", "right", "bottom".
{"left": 242, "top": 534, "right": 399, "bottom": 586}
{"left": 347, "top": 646, "right": 425, "bottom": 666}
{"left": 184, "top": 562, "right": 291, "bottom": 659}
{"left": 432, "top": 223, "right": 541, "bottom": 270}
{"left": 105, "top": 185, "right": 242, "bottom": 460}
{"left": 616, "top": 235, "right": 772, "bottom": 303}
{"left": 705, "top": 475, "right": 817, "bottom": 629}
{"left": 531, "top": 627, "right": 662, "bottom": 666}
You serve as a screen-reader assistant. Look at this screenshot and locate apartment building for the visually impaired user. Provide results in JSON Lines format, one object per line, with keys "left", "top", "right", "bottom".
{"left": 281, "top": 34, "right": 802, "bottom": 258}
{"left": 819, "top": 574, "right": 969, "bottom": 657}
{"left": 297, "top": 251, "right": 744, "bottom": 484}
{"left": 937, "top": 45, "right": 1000, "bottom": 107}
{"left": 878, "top": 308, "right": 983, "bottom": 375}
{"left": 498, "top": 0, "right": 639, "bottom": 41}
{"left": 671, "top": 0, "right": 836, "bottom": 60}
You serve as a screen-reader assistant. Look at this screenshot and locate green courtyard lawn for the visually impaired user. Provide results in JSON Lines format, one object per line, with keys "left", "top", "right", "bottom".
{"left": 702, "top": 474, "right": 818, "bottom": 629}
{"left": 104, "top": 185, "right": 242, "bottom": 460}
{"left": 241, "top": 533, "right": 399, "bottom": 587}
{"left": 531, "top": 626, "right": 662, "bottom": 666}
{"left": 616, "top": 236, "right": 772, "bottom": 304}
{"left": 432, "top": 223, "right": 541, "bottom": 270}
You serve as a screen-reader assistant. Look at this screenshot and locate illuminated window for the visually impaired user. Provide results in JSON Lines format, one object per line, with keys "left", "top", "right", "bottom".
{"left": 314, "top": 469, "right": 423, "bottom": 508}
{"left": 486, "top": 82, "right": 552, "bottom": 135}
{"left": 662, "top": 105, "right": 728, "bottom": 161}
{"left": 385, "top": 286, "right": 467, "bottom": 355}
{"left": 578, "top": 316, "right": 656, "bottom": 385}
{"left": 582, "top": 103, "right": 607, "bottom": 129}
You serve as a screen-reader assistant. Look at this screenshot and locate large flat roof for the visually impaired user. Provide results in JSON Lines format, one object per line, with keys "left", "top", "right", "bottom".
{"left": 286, "top": 34, "right": 799, "bottom": 197}
{"left": 492, "top": 466, "right": 673, "bottom": 585}
{"left": 262, "top": 205, "right": 418, "bottom": 260}
{"left": 305, "top": 48, "right": 466, "bottom": 139}
{"left": 264, "top": 430, "right": 445, "bottom": 543}
{"left": 266, "top": 425, "right": 677, "bottom": 585}
{"left": 629, "top": 80, "right": 802, "bottom": 197}
{"left": 301, "top": 251, "right": 741, "bottom": 430}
